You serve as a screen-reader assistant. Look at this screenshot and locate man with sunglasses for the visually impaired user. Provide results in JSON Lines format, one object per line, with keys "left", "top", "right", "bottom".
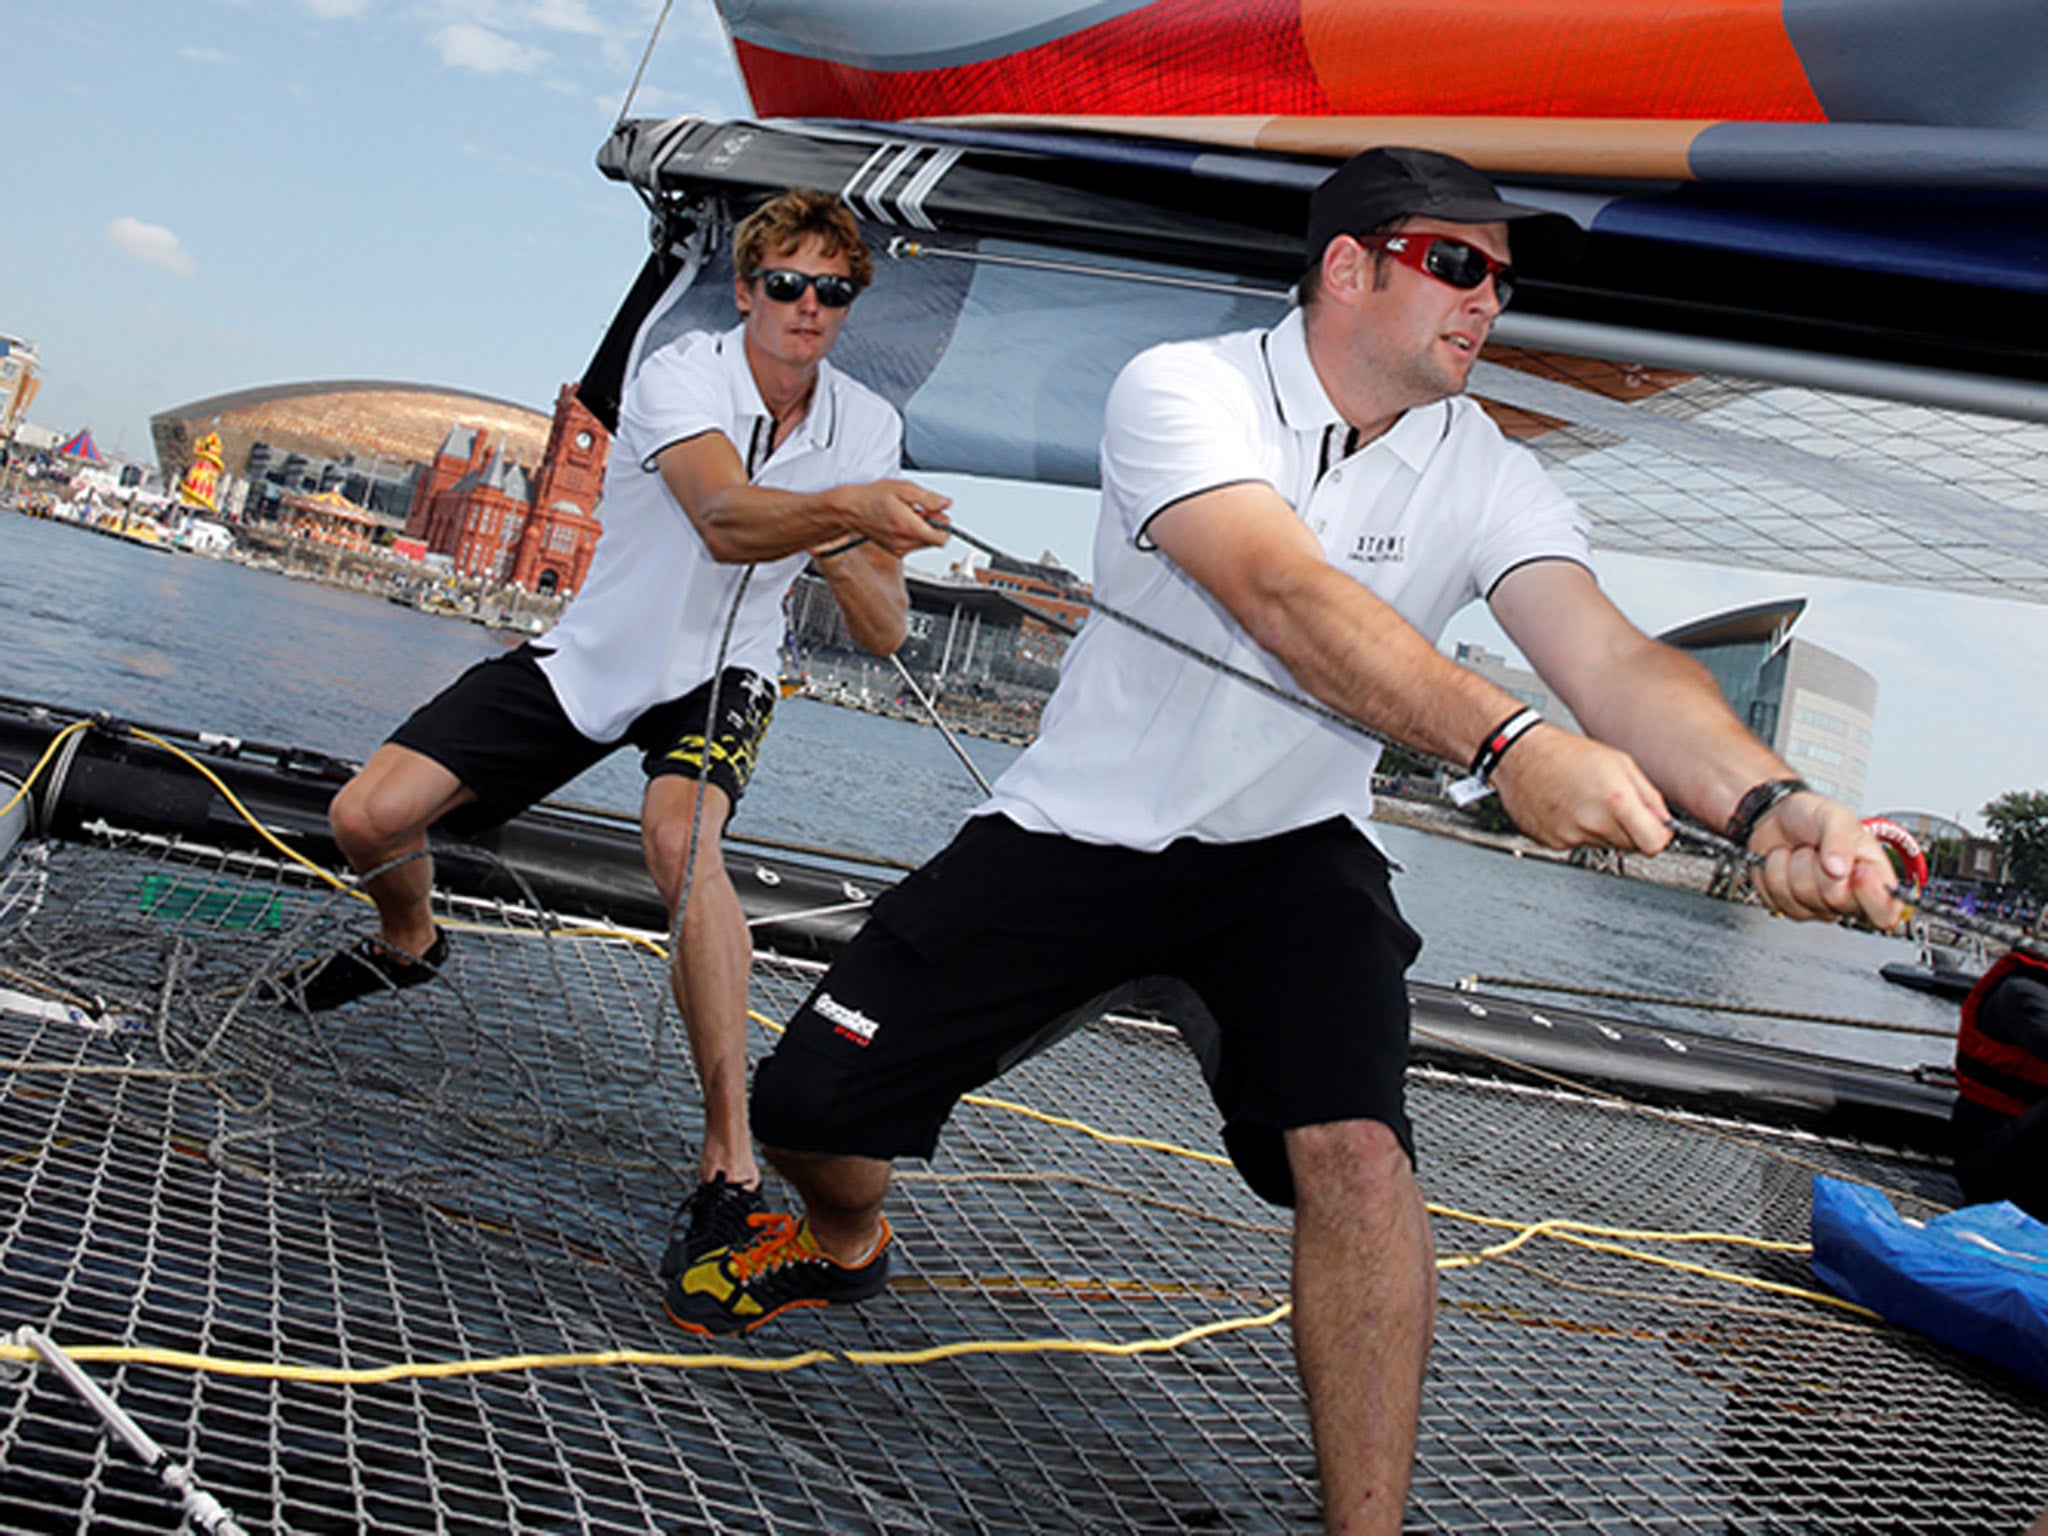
{"left": 672, "top": 149, "right": 1900, "bottom": 1532}
{"left": 287, "top": 188, "right": 948, "bottom": 1274}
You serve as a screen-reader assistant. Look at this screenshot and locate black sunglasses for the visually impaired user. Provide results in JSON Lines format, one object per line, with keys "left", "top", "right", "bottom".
{"left": 1354, "top": 234, "right": 1516, "bottom": 306}
{"left": 755, "top": 268, "right": 859, "bottom": 308}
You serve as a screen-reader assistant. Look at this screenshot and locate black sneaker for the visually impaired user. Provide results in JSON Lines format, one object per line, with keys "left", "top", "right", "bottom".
{"left": 277, "top": 930, "right": 450, "bottom": 1013}
{"left": 658, "top": 1174, "right": 767, "bottom": 1279}
{"left": 665, "top": 1214, "right": 892, "bottom": 1336}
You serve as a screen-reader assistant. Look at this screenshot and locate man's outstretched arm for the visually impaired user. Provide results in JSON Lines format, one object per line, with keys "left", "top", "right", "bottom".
{"left": 655, "top": 432, "right": 949, "bottom": 565}
{"left": 1148, "top": 481, "right": 1675, "bottom": 855}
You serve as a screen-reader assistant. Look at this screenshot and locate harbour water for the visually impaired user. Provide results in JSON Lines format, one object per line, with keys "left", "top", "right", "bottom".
{"left": 1, "top": 510, "right": 1960, "bottom": 1070}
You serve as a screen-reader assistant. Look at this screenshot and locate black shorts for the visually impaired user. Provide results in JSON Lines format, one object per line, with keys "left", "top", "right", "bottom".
{"left": 387, "top": 645, "right": 776, "bottom": 832}
{"left": 753, "top": 815, "right": 1422, "bottom": 1207}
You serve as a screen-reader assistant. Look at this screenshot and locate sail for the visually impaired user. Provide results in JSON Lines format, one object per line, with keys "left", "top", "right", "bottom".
{"left": 584, "top": 2, "right": 2048, "bottom": 602}
{"left": 715, "top": 0, "right": 2047, "bottom": 128}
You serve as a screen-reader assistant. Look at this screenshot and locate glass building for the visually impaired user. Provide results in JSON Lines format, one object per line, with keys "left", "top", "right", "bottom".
{"left": 1658, "top": 598, "right": 1877, "bottom": 808}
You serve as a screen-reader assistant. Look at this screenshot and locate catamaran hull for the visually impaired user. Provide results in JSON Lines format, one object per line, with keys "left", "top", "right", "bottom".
{"left": 0, "top": 695, "right": 1955, "bottom": 1154}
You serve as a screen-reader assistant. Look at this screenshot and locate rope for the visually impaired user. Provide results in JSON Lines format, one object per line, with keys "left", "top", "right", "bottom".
{"left": 611, "top": 0, "right": 675, "bottom": 131}
{"left": 934, "top": 520, "right": 1802, "bottom": 880}
{"left": 1458, "top": 974, "right": 1956, "bottom": 1038}
{"left": 888, "top": 653, "right": 993, "bottom": 795}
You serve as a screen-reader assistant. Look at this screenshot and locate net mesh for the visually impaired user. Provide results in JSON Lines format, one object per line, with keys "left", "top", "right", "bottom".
{"left": 1, "top": 830, "right": 2044, "bottom": 1533}
{"left": 1473, "top": 353, "right": 2048, "bottom": 605}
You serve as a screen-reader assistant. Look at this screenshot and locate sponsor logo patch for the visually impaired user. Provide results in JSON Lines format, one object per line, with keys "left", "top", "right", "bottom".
{"left": 1348, "top": 532, "right": 1407, "bottom": 565}
{"left": 815, "top": 990, "right": 880, "bottom": 1047}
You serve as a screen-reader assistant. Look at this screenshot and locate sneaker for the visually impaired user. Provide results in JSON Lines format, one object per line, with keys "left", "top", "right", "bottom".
{"left": 665, "top": 1213, "right": 892, "bottom": 1336}
{"left": 277, "top": 930, "right": 450, "bottom": 1013}
{"left": 657, "top": 1174, "right": 767, "bottom": 1279}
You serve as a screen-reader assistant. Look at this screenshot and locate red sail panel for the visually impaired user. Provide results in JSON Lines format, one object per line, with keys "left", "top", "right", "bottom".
{"left": 1300, "top": 0, "right": 1825, "bottom": 122}
{"left": 730, "top": 0, "right": 1826, "bottom": 125}
{"left": 733, "top": 0, "right": 1329, "bottom": 121}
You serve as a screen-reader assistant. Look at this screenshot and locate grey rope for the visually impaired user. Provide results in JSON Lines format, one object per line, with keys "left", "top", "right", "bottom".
{"left": 668, "top": 566, "right": 756, "bottom": 965}
{"left": 612, "top": 0, "right": 675, "bottom": 130}
{"left": 934, "top": 520, "right": 1942, "bottom": 898}
{"left": 889, "top": 653, "right": 993, "bottom": 796}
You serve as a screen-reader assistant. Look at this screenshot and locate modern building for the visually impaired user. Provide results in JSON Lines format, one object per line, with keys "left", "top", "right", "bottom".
{"left": 150, "top": 381, "right": 555, "bottom": 530}
{"left": 968, "top": 551, "right": 1090, "bottom": 633}
{"left": 151, "top": 378, "right": 607, "bottom": 597}
{"left": 1659, "top": 597, "right": 1877, "bottom": 809}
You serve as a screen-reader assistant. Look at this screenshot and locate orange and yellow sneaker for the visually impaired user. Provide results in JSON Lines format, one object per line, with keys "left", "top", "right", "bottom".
{"left": 664, "top": 1212, "right": 892, "bottom": 1336}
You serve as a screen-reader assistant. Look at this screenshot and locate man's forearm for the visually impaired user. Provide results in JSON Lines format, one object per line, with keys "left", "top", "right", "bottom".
{"left": 696, "top": 480, "right": 857, "bottom": 564}
{"left": 1245, "top": 559, "right": 1529, "bottom": 770}
{"left": 816, "top": 542, "right": 910, "bottom": 657}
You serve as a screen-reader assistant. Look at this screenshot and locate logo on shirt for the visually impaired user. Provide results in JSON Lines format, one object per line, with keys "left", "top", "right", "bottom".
{"left": 1348, "top": 533, "right": 1408, "bottom": 565}
{"left": 814, "top": 990, "right": 881, "bottom": 1047}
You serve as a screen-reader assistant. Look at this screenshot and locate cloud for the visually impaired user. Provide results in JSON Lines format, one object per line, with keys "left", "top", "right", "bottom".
{"left": 106, "top": 217, "right": 197, "bottom": 279}
{"left": 433, "top": 21, "right": 548, "bottom": 73}
{"left": 302, "top": 0, "right": 372, "bottom": 17}
{"left": 529, "top": 0, "right": 606, "bottom": 37}
{"left": 180, "top": 45, "right": 230, "bottom": 63}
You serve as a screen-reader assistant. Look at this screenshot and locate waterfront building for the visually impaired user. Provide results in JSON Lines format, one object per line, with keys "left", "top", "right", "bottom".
{"left": 402, "top": 385, "right": 605, "bottom": 596}
{"left": 1659, "top": 597, "right": 1876, "bottom": 809}
{"left": 150, "top": 381, "right": 554, "bottom": 531}
{"left": 969, "top": 551, "right": 1090, "bottom": 633}
{"left": 151, "top": 379, "right": 606, "bottom": 597}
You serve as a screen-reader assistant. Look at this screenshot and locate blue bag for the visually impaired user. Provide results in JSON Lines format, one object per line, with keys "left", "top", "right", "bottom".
{"left": 1810, "top": 1174, "right": 2048, "bottom": 1393}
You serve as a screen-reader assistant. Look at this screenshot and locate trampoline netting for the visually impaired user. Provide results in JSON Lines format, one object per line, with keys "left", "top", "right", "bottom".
{"left": 0, "top": 828, "right": 2042, "bottom": 1533}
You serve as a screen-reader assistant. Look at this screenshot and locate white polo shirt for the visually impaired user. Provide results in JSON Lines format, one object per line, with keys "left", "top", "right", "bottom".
{"left": 537, "top": 325, "right": 902, "bottom": 743}
{"left": 981, "top": 306, "right": 1590, "bottom": 851}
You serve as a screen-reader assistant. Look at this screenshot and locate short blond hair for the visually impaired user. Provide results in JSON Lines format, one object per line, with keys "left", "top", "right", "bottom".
{"left": 734, "top": 189, "right": 873, "bottom": 291}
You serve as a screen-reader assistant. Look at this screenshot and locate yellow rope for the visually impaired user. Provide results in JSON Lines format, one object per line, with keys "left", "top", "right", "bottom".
{"left": 2, "top": 719, "right": 1905, "bottom": 1385}
{"left": 126, "top": 728, "right": 368, "bottom": 902}
{"left": 0, "top": 717, "right": 91, "bottom": 821}
{"left": 0, "top": 1341, "right": 836, "bottom": 1382}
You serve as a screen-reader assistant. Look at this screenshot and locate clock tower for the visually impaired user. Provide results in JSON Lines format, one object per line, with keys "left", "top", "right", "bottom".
{"left": 510, "top": 384, "right": 607, "bottom": 596}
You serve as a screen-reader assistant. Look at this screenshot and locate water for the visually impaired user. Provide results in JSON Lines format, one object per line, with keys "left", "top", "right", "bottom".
{"left": 1, "top": 510, "right": 1960, "bottom": 1068}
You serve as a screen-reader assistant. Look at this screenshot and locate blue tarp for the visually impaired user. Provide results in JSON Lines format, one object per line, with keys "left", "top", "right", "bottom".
{"left": 1811, "top": 1175, "right": 2048, "bottom": 1393}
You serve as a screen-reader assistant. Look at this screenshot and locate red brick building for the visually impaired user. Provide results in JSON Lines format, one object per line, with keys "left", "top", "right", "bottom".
{"left": 405, "top": 384, "right": 606, "bottom": 595}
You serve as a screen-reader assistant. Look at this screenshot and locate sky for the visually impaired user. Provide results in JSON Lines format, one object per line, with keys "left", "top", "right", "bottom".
{"left": 7, "top": 1, "right": 2045, "bottom": 832}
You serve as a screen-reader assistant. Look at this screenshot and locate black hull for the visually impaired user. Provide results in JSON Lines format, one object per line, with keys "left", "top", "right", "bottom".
{"left": 1879, "top": 960, "right": 1981, "bottom": 1002}
{"left": 0, "top": 695, "right": 881, "bottom": 961}
{"left": 0, "top": 694, "right": 1956, "bottom": 1154}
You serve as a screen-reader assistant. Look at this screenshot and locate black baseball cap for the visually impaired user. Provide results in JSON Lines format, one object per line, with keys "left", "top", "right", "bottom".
{"left": 1307, "top": 146, "right": 1585, "bottom": 268}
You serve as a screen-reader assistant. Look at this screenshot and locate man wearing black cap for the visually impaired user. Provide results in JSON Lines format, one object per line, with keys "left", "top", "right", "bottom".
{"left": 669, "top": 147, "right": 1901, "bottom": 1532}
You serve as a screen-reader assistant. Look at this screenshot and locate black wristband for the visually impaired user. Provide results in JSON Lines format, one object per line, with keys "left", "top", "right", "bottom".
{"left": 1470, "top": 707, "right": 1543, "bottom": 783}
{"left": 813, "top": 535, "right": 868, "bottom": 562}
{"left": 1724, "top": 777, "right": 1809, "bottom": 847}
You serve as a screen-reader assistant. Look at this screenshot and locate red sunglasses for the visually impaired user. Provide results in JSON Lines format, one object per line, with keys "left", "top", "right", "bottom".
{"left": 1353, "top": 233, "right": 1516, "bottom": 306}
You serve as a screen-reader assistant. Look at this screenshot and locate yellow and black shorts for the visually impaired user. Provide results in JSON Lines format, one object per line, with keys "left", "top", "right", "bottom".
{"left": 389, "top": 645, "right": 775, "bottom": 831}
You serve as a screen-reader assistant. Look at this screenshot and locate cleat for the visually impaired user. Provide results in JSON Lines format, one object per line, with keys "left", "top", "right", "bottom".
{"left": 665, "top": 1213, "right": 891, "bottom": 1336}
{"left": 274, "top": 930, "right": 450, "bottom": 1013}
{"left": 658, "top": 1174, "right": 767, "bottom": 1279}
